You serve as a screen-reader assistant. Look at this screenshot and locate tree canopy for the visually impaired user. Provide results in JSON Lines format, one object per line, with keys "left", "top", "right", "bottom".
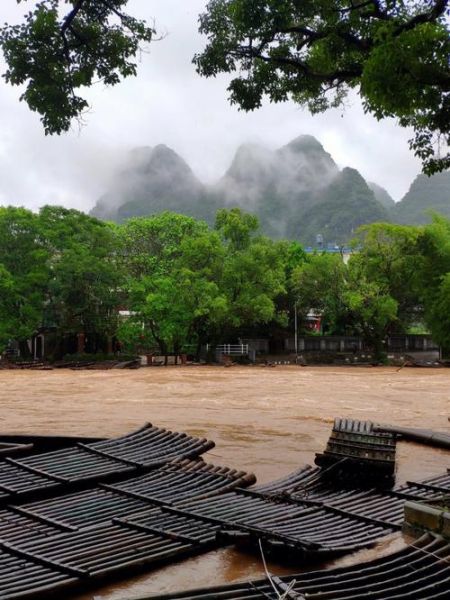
{"left": 0, "top": 0, "right": 153, "bottom": 133}
{"left": 415, "top": 214, "right": 450, "bottom": 350}
{"left": 195, "top": 0, "right": 450, "bottom": 174}
{"left": 116, "top": 209, "right": 292, "bottom": 359}
{"left": 3, "top": 205, "right": 450, "bottom": 361}
{"left": 0, "top": 207, "right": 49, "bottom": 353}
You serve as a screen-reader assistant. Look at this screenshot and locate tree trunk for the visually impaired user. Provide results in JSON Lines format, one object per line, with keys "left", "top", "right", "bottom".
{"left": 19, "top": 339, "right": 32, "bottom": 359}
{"left": 77, "top": 332, "right": 86, "bottom": 353}
{"left": 174, "top": 342, "right": 180, "bottom": 365}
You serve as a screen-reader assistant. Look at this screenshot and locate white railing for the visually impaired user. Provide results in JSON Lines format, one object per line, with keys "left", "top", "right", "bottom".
{"left": 214, "top": 344, "right": 249, "bottom": 356}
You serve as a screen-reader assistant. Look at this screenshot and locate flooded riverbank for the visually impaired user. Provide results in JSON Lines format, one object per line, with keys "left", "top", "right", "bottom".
{"left": 0, "top": 366, "right": 449, "bottom": 598}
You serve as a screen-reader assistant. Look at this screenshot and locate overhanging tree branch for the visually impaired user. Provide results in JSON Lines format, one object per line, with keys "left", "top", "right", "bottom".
{"left": 0, "top": 0, "right": 154, "bottom": 134}
{"left": 195, "top": 0, "right": 449, "bottom": 174}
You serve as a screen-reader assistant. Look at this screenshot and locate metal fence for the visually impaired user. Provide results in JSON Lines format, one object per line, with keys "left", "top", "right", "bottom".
{"left": 284, "top": 335, "right": 438, "bottom": 353}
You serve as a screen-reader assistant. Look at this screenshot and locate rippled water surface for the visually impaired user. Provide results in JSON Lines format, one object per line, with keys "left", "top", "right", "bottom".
{"left": 0, "top": 366, "right": 449, "bottom": 599}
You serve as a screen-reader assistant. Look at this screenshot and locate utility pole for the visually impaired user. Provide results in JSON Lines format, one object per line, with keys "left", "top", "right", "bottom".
{"left": 294, "top": 302, "right": 298, "bottom": 355}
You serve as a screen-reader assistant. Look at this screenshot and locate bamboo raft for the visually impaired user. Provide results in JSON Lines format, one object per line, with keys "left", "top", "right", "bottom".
{"left": 178, "top": 488, "right": 396, "bottom": 558}
{"left": 143, "top": 532, "right": 450, "bottom": 600}
{"left": 0, "top": 456, "right": 256, "bottom": 598}
{"left": 200, "top": 465, "right": 450, "bottom": 558}
{"left": 0, "top": 434, "right": 105, "bottom": 454}
{"left": 374, "top": 424, "right": 450, "bottom": 450}
{"left": 0, "top": 424, "right": 214, "bottom": 502}
{"left": 254, "top": 465, "right": 450, "bottom": 528}
{"left": 0, "top": 459, "right": 256, "bottom": 534}
{"left": 0, "top": 422, "right": 447, "bottom": 598}
{"left": 315, "top": 418, "right": 397, "bottom": 485}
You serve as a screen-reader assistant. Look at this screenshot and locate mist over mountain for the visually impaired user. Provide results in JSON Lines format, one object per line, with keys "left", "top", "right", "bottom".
{"left": 92, "top": 144, "right": 218, "bottom": 224}
{"left": 288, "top": 168, "right": 389, "bottom": 244}
{"left": 368, "top": 182, "right": 395, "bottom": 210}
{"left": 90, "top": 136, "right": 450, "bottom": 244}
{"left": 391, "top": 171, "right": 450, "bottom": 224}
{"left": 214, "top": 136, "right": 341, "bottom": 239}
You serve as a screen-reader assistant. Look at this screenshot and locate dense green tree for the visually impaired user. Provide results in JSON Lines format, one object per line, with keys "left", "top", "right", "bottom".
{"left": 416, "top": 215, "right": 450, "bottom": 352}
{"left": 195, "top": 0, "right": 450, "bottom": 174}
{"left": 139, "top": 272, "right": 227, "bottom": 360}
{"left": 270, "top": 240, "right": 307, "bottom": 334}
{"left": 47, "top": 245, "right": 121, "bottom": 352}
{"left": 120, "top": 209, "right": 289, "bottom": 357}
{"left": 216, "top": 209, "right": 288, "bottom": 335}
{"left": 39, "top": 206, "right": 122, "bottom": 353}
{"left": 174, "top": 231, "right": 228, "bottom": 356}
{"left": 118, "top": 213, "right": 226, "bottom": 357}
{"left": 0, "top": 207, "right": 49, "bottom": 355}
{"left": 215, "top": 207, "right": 259, "bottom": 250}
{"left": 292, "top": 252, "right": 349, "bottom": 334}
{"left": 344, "top": 276, "right": 398, "bottom": 360}
{"left": 422, "top": 272, "right": 450, "bottom": 351}
{"left": 350, "top": 222, "right": 422, "bottom": 328}
{"left": 3, "top": 204, "right": 450, "bottom": 362}
{"left": 292, "top": 245, "right": 402, "bottom": 357}
{"left": 0, "top": 0, "right": 153, "bottom": 133}
{"left": 117, "top": 212, "right": 209, "bottom": 279}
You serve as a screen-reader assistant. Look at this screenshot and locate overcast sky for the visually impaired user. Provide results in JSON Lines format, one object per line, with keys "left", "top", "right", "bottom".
{"left": 0, "top": 0, "right": 422, "bottom": 212}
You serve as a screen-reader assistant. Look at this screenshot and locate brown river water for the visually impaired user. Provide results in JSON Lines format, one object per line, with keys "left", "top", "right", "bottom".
{"left": 0, "top": 365, "right": 449, "bottom": 599}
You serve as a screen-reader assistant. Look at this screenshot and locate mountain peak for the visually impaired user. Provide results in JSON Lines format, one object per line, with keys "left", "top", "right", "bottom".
{"left": 392, "top": 171, "right": 450, "bottom": 224}
{"left": 368, "top": 181, "right": 395, "bottom": 209}
{"left": 152, "top": 143, "right": 175, "bottom": 156}
{"left": 225, "top": 143, "right": 274, "bottom": 183}
{"left": 277, "top": 135, "right": 338, "bottom": 177}
{"left": 149, "top": 145, "right": 191, "bottom": 173}
{"left": 282, "top": 135, "right": 326, "bottom": 154}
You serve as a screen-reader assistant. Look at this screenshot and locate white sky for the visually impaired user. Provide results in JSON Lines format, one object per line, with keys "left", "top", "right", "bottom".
{"left": 0, "top": 0, "right": 422, "bottom": 212}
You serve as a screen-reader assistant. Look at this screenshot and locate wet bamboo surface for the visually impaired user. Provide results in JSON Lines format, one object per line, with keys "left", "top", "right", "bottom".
{"left": 0, "top": 424, "right": 214, "bottom": 502}
{"left": 0, "top": 430, "right": 258, "bottom": 599}
{"left": 143, "top": 533, "right": 450, "bottom": 600}
{"left": 0, "top": 431, "right": 447, "bottom": 598}
{"left": 0, "top": 366, "right": 449, "bottom": 598}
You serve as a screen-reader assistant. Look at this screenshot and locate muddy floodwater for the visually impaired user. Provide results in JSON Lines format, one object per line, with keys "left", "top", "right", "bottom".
{"left": 0, "top": 366, "right": 449, "bottom": 599}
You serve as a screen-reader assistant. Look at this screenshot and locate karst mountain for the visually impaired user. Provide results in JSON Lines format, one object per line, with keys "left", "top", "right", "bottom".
{"left": 90, "top": 136, "right": 450, "bottom": 244}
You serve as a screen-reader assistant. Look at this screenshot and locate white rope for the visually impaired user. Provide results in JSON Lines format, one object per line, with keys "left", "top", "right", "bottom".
{"left": 258, "top": 539, "right": 301, "bottom": 599}
{"left": 410, "top": 539, "right": 450, "bottom": 563}
{"left": 258, "top": 538, "right": 281, "bottom": 597}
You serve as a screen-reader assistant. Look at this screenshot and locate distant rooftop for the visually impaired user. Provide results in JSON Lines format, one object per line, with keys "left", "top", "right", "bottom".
{"left": 304, "top": 244, "right": 353, "bottom": 254}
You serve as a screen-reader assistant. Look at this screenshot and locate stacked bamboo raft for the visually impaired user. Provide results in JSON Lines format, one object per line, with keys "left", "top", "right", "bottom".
{"left": 0, "top": 421, "right": 447, "bottom": 598}
{"left": 176, "top": 488, "right": 396, "bottom": 556}
{"left": 2, "top": 459, "right": 255, "bottom": 532}
{"left": 0, "top": 424, "right": 214, "bottom": 502}
{"left": 144, "top": 532, "right": 450, "bottom": 600}
{"left": 0, "top": 432, "right": 257, "bottom": 599}
{"left": 254, "top": 466, "right": 450, "bottom": 528}
{"left": 315, "top": 418, "right": 397, "bottom": 484}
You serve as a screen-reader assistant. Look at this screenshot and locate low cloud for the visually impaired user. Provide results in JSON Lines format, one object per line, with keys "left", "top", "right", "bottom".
{"left": 0, "top": 0, "right": 422, "bottom": 214}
